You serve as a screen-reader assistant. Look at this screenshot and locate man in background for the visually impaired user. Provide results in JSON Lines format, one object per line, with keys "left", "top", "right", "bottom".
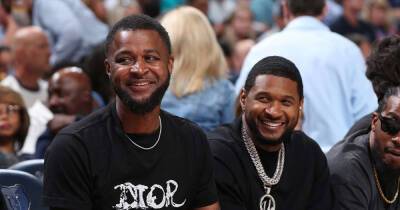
{"left": 1, "top": 26, "right": 50, "bottom": 108}
{"left": 235, "top": 0, "right": 377, "bottom": 152}
{"left": 35, "top": 67, "right": 94, "bottom": 159}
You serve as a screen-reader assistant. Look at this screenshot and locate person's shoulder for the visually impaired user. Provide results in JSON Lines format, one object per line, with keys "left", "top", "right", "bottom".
{"left": 327, "top": 132, "right": 370, "bottom": 181}
{"left": 207, "top": 123, "right": 242, "bottom": 158}
{"left": 58, "top": 105, "right": 111, "bottom": 137}
{"left": 290, "top": 131, "right": 323, "bottom": 151}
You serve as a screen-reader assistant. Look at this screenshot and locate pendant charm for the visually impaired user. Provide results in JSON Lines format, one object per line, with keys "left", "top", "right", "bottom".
{"left": 259, "top": 187, "right": 276, "bottom": 210}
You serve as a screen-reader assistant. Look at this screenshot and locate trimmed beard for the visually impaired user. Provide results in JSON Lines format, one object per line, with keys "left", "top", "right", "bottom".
{"left": 113, "top": 74, "right": 170, "bottom": 115}
{"left": 244, "top": 114, "right": 293, "bottom": 146}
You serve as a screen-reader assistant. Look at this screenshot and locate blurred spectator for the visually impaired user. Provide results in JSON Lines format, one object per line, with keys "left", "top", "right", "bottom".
{"left": 187, "top": 0, "right": 208, "bottom": 15}
{"left": 34, "top": 67, "right": 94, "bottom": 159}
{"left": 221, "top": 3, "right": 256, "bottom": 50}
{"left": 208, "top": 0, "right": 235, "bottom": 25}
{"left": 83, "top": 0, "right": 108, "bottom": 23}
{"left": 347, "top": 33, "right": 372, "bottom": 58}
{"left": 136, "top": 0, "right": 160, "bottom": 17}
{"left": 345, "top": 35, "right": 400, "bottom": 136}
{"left": 236, "top": 0, "right": 377, "bottom": 152}
{"left": 160, "top": 0, "right": 183, "bottom": 13}
{"left": 1, "top": 26, "right": 50, "bottom": 108}
{"left": 0, "top": 45, "right": 11, "bottom": 80}
{"left": 0, "top": 0, "right": 18, "bottom": 46}
{"left": 250, "top": 0, "right": 274, "bottom": 28}
{"left": 0, "top": 85, "right": 29, "bottom": 168}
{"left": 330, "top": 0, "right": 377, "bottom": 42}
{"left": 365, "top": 0, "right": 396, "bottom": 40}
{"left": 105, "top": 0, "right": 142, "bottom": 26}
{"left": 25, "top": 0, "right": 108, "bottom": 67}
{"left": 161, "top": 6, "right": 235, "bottom": 132}
{"left": 83, "top": 44, "right": 114, "bottom": 104}
{"left": 324, "top": 0, "right": 343, "bottom": 25}
{"left": 257, "top": 0, "right": 286, "bottom": 41}
{"left": 229, "top": 39, "right": 254, "bottom": 83}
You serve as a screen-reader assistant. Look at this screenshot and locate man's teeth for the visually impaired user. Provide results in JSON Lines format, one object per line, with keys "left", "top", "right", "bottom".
{"left": 263, "top": 121, "right": 283, "bottom": 127}
{"left": 134, "top": 82, "right": 150, "bottom": 86}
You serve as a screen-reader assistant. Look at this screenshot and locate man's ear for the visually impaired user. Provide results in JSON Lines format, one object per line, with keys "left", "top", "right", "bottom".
{"left": 167, "top": 55, "right": 174, "bottom": 74}
{"left": 371, "top": 112, "right": 379, "bottom": 132}
{"left": 239, "top": 88, "right": 247, "bottom": 111}
{"left": 299, "top": 98, "right": 304, "bottom": 112}
{"left": 105, "top": 58, "right": 111, "bottom": 77}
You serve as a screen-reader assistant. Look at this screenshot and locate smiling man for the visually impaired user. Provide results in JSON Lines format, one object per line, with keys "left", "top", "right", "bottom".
{"left": 43, "top": 15, "right": 219, "bottom": 210}
{"left": 207, "top": 56, "right": 331, "bottom": 210}
{"left": 328, "top": 86, "right": 400, "bottom": 209}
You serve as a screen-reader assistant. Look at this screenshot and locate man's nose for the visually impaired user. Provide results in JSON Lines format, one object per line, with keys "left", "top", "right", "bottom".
{"left": 264, "top": 102, "right": 282, "bottom": 118}
{"left": 130, "top": 59, "right": 148, "bottom": 75}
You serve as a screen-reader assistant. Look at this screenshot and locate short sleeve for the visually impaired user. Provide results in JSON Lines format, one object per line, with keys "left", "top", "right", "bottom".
{"left": 42, "top": 133, "right": 92, "bottom": 209}
{"left": 192, "top": 130, "right": 219, "bottom": 208}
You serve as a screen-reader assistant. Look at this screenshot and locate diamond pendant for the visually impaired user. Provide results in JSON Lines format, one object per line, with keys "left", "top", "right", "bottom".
{"left": 259, "top": 187, "right": 276, "bottom": 210}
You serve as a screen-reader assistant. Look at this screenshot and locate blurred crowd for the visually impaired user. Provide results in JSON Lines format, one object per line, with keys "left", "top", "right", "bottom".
{"left": 0, "top": 0, "right": 399, "bottom": 168}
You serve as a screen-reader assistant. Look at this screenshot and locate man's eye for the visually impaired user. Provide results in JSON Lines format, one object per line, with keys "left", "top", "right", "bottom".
{"left": 281, "top": 100, "right": 293, "bottom": 106}
{"left": 145, "top": 55, "right": 160, "bottom": 62}
{"left": 257, "top": 97, "right": 269, "bottom": 103}
{"left": 116, "top": 57, "right": 133, "bottom": 65}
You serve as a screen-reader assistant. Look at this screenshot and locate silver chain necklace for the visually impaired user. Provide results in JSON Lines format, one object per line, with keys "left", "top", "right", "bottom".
{"left": 241, "top": 115, "right": 285, "bottom": 210}
{"left": 124, "top": 116, "right": 162, "bottom": 150}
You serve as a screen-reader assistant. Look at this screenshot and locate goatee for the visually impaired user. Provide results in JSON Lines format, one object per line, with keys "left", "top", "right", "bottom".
{"left": 113, "top": 74, "right": 170, "bottom": 115}
{"left": 244, "top": 114, "right": 293, "bottom": 146}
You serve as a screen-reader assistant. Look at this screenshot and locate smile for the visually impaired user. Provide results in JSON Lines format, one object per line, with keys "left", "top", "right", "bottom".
{"left": 261, "top": 120, "right": 285, "bottom": 128}
{"left": 132, "top": 81, "right": 151, "bottom": 86}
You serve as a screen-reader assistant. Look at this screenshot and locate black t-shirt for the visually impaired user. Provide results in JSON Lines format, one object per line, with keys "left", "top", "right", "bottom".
{"left": 207, "top": 118, "right": 331, "bottom": 210}
{"left": 43, "top": 103, "right": 218, "bottom": 210}
{"left": 327, "top": 129, "right": 400, "bottom": 210}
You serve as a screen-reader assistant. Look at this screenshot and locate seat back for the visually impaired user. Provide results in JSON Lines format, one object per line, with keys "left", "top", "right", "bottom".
{"left": 9, "top": 159, "right": 44, "bottom": 182}
{"left": 0, "top": 169, "right": 47, "bottom": 210}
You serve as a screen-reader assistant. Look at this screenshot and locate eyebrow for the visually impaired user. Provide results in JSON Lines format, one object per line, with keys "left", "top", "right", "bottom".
{"left": 143, "top": 49, "right": 160, "bottom": 54}
{"left": 255, "top": 91, "right": 296, "bottom": 100}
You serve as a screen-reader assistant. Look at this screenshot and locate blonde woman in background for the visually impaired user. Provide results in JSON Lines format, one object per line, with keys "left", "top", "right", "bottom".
{"left": 161, "top": 6, "right": 235, "bottom": 132}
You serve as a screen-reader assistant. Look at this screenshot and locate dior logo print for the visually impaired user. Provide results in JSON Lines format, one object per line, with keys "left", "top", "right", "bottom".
{"left": 113, "top": 180, "right": 186, "bottom": 209}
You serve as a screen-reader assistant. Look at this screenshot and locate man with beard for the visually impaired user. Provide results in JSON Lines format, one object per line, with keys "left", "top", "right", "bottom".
{"left": 208, "top": 56, "right": 331, "bottom": 210}
{"left": 34, "top": 67, "right": 94, "bottom": 159}
{"left": 328, "top": 86, "right": 400, "bottom": 209}
{"left": 43, "top": 15, "right": 219, "bottom": 210}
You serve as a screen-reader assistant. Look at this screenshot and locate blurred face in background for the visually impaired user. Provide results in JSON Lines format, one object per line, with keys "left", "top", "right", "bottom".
{"left": 344, "top": 0, "right": 364, "bottom": 15}
{"left": 0, "top": 103, "right": 21, "bottom": 139}
{"left": 369, "top": 3, "right": 388, "bottom": 27}
{"left": 231, "top": 6, "right": 253, "bottom": 39}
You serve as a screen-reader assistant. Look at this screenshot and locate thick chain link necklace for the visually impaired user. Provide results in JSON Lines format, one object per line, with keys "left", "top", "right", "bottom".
{"left": 241, "top": 115, "right": 285, "bottom": 210}
{"left": 124, "top": 116, "right": 162, "bottom": 150}
{"left": 373, "top": 165, "right": 400, "bottom": 204}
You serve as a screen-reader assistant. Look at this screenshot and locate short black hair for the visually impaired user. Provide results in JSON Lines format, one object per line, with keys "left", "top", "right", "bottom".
{"left": 366, "top": 35, "right": 400, "bottom": 102}
{"left": 244, "top": 56, "right": 304, "bottom": 99}
{"left": 105, "top": 14, "right": 172, "bottom": 56}
{"left": 287, "top": 0, "right": 325, "bottom": 16}
{"left": 377, "top": 86, "right": 400, "bottom": 113}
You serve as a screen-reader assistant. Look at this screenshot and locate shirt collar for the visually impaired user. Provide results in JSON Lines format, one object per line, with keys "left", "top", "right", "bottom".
{"left": 283, "top": 16, "right": 330, "bottom": 32}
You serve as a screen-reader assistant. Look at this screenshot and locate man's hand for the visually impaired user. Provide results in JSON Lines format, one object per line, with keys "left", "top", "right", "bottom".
{"left": 48, "top": 114, "right": 76, "bottom": 134}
